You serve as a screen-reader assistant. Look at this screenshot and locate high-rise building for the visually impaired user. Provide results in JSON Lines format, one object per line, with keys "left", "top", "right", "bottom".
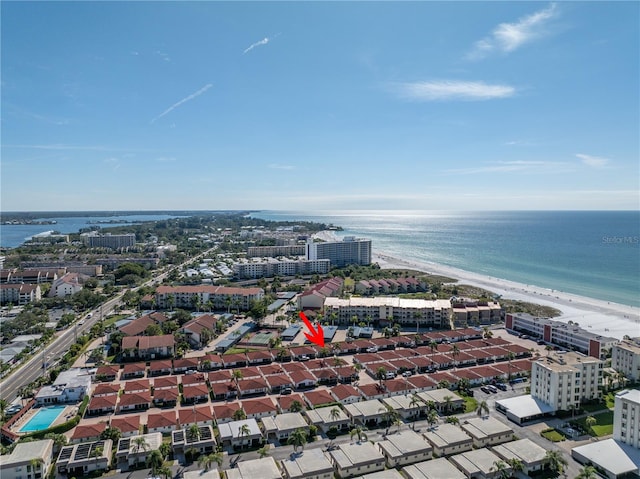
{"left": 614, "top": 389, "right": 640, "bottom": 448}
{"left": 306, "top": 236, "right": 371, "bottom": 267}
{"left": 530, "top": 351, "right": 603, "bottom": 412}
{"left": 82, "top": 232, "right": 136, "bottom": 249}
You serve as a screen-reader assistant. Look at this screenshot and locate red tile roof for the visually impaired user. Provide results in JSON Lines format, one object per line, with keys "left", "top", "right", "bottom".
{"left": 88, "top": 395, "right": 118, "bottom": 411}
{"left": 241, "top": 397, "right": 277, "bottom": 415}
{"left": 153, "top": 376, "right": 179, "bottom": 389}
{"left": 71, "top": 422, "right": 107, "bottom": 440}
{"left": 331, "top": 384, "right": 362, "bottom": 401}
{"left": 304, "top": 390, "right": 336, "bottom": 407}
{"left": 179, "top": 405, "right": 213, "bottom": 425}
{"left": 123, "top": 379, "right": 150, "bottom": 393}
{"left": 147, "top": 411, "right": 177, "bottom": 430}
{"left": 118, "top": 390, "right": 151, "bottom": 407}
{"left": 213, "top": 402, "right": 242, "bottom": 421}
{"left": 277, "top": 394, "right": 306, "bottom": 412}
{"left": 110, "top": 415, "right": 140, "bottom": 433}
{"left": 182, "top": 383, "right": 210, "bottom": 399}
{"left": 93, "top": 383, "right": 121, "bottom": 396}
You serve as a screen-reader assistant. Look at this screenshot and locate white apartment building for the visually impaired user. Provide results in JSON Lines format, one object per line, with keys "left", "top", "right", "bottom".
{"left": 306, "top": 237, "right": 371, "bottom": 267}
{"left": 247, "top": 245, "right": 305, "bottom": 257}
{"left": 155, "top": 285, "right": 264, "bottom": 311}
{"left": 612, "top": 341, "right": 640, "bottom": 381}
{"left": 530, "top": 352, "right": 603, "bottom": 412}
{"left": 233, "top": 258, "right": 330, "bottom": 279}
{"left": 614, "top": 389, "right": 640, "bottom": 449}
{"left": 505, "top": 313, "right": 618, "bottom": 359}
{"left": 0, "top": 439, "right": 53, "bottom": 479}
{"left": 82, "top": 232, "right": 136, "bottom": 249}
{"left": 323, "top": 297, "right": 452, "bottom": 328}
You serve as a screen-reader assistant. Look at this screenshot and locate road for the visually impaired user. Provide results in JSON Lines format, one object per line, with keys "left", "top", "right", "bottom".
{"left": 0, "top": 247, "right": 216, "bottom": 402}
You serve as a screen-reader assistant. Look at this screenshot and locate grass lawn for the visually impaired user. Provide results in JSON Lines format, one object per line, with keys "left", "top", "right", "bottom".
{"left": 581, "top": 401, "right": 608, "bottom": 413}
{"left": 103, "top": 314, "right": 128, "bottom": 328}
{"left": 604, "top": 392, "right": 616, "bottom": 409}
{"left": 462, "top": 395, "right": 478, "bottom": 413}
{"left": 541, "top": 428, "right": 566, "bottom": 442}
{"left": 576, "top": 411, "right": 614, "bottom": 437}
{"left": 224, "top": 347, "right": 261, "bottom": 355}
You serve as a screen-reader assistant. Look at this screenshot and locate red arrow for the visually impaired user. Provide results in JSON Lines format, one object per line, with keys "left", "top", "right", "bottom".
{"left": 299, "top": 311, "right": 325, "bottom": 347}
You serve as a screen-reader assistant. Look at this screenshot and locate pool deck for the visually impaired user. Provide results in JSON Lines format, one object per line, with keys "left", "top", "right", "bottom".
{"left": 11, "top": 404, "right": 76, "bottom": 435}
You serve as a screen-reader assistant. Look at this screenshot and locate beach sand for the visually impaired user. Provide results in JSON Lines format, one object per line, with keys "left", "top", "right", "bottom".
{"left": 313, "top": 231, "right": 640, "bottom": 340}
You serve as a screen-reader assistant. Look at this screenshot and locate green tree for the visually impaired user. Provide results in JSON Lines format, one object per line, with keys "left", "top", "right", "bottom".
{"left": 575, "top": 465, "right": 598, "bottom": 479}
{"left": 476, "top": 400, "right": 490, "bottom": 418}
{"left": 446, "top": 416, "right": 460, "bottom": 426}
{"left": 544, "top": 449, "right": 568, "bottom": 477}
{"left": 100, "top": 426, "right": 122, "bottom": 442}
{"left": 288, "top": 428, "right": 308, "bottom": 452}
{"left": 349, "top": 425, "right": 367, "bottom": 443}
{"left": 257, "top": 444, "right": 270, "bottom": 458}
{"left": 232, "top": 408, "right": 247, "bottom": 421}
{"left": 585, "top": 415, "right": 597, "bottom": 434}
{"left": 146, "top": 450, "right": 165, "bottom": 476}
{"left": 329, "top": 407, "right": 342, "bottom": 422}
{"left": 426, "top": 409, "right": 439, "bottom": 430}
{"left": 490, "top": 460, "right": 510, "bottom": 479}
{"left": 238, "top": 423, "right": 251, "bottom": 449}
{"left": 198, "top": 452, "right": 223, "bottom": 471}
{"left": 290, "top": 400, "right": 304, "bottom": 413}
{"left": 376, "top": 367, "right": 388, "bottom": 386}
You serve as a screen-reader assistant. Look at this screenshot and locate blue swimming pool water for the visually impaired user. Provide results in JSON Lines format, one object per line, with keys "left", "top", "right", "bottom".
{"left": 19, "top": 405, "right": 66, "bottom": 432}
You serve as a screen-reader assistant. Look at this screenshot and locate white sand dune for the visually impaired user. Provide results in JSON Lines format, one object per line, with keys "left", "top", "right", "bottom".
{"left": 312, "top": 230, "right": 640, "bottom": 340}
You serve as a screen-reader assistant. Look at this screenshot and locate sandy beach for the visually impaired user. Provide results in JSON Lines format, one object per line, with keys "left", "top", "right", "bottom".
{"left": 313, "top": 231, "right": 640, "bottom": 340}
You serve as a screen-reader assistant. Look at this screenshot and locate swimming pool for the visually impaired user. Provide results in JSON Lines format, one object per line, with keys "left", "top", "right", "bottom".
{"left": 19, "top": 405, "right": 66, "bottom": 432}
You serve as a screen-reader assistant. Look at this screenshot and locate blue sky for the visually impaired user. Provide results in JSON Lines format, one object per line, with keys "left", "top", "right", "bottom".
{"left": 1, "top": 1, "right": 638, "bottom": 211}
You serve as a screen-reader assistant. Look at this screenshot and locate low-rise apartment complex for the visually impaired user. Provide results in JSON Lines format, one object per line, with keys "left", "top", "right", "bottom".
{"left": 612, "top": 340, "right": 640, "bottom": 381}
{"left": 155, "top": 285, "right": 264, "bottom": 311}
{"left": 505, "top": 312, "right": 617, "bottom": 359}
{"left": 324, "top": 297, "right": 452, "bottom": 328}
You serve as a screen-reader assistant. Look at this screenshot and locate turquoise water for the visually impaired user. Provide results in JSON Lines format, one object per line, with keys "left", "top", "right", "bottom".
{"left": 252, "top": 210, "right": 640, "bottom": 307}
{"left": 19, "top": 405, "right": 66, "bottom": 432}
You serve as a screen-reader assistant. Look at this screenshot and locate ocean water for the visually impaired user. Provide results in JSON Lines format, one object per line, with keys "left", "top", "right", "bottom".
{"left": 252, "top": 211, "right": 640, "bottom": 308}
{"left": 0, "top": 214, "right": 188, "bottom": 248}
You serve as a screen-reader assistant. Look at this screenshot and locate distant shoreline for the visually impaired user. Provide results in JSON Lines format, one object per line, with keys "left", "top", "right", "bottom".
{"left": 314, "top": 230, "right": 639, "bottom": 340}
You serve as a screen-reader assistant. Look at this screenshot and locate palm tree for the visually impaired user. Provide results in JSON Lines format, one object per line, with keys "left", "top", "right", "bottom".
{"left": 290, "top": 400, "right": 303, "bottom": 413}
{"left": 198, "top": 452, "right": 223, "bottom": 471}
{"left": 483, "top": 326, "right": 493, "bottom": 339}
{"left": 146, "top": 449, "right": 165, "bottom": 476}
{"left": 426, "top": 409, "right": 439, "bottom": 430}
{"left": 188, "top": 424, "right": 201, "bottom": 443}
{"left": 349, "top": 426, "right": 367, "bottom": 443}
{"left": 257, "top": 444, "right": 270, "bottom": 458}
{"left": 132, "top": 436, "right": 150, "bottom": 455}
{"left": 429, "top": 340, "right": 438, "bottom": 355}
{"left": 376, "top": 367, "right": 388, "bottom": 387}
{"left": 288, "top": 428, "right": 308, "bottom": 452}
{"left": 576, "top": 465, "right": 598, "bottom": 479}
{"left": 380, "top": 405, "right": 400, "bottom": 436}
{"left": 28, "top": 458, "right": 44, "bottom": 477}
{"left": 0, "top": 399, "right": 7, "bottom": 421}
{"left": 490, "top": 460, "right": 510, "bottom": 479}
{"left": 585, "top": 415, "right": 597, "bottom": 434}
{"left": 476, "top": 400, "right": 490, "bottom": 418}
{"left": 445, "top": 416, "right": 460, "bottom": 426}
{"left": 507, "top": 351, "right": 516, "bottom": 380}
{"left": 544, "top": 450, "right": 568, "bottom": 477}
{"left": 232, "top": 369, "right": 243, "bottom": 385}
{"left": 437, "top": 380, "right": 450, "bottom": 390}
{"left": 100, "top": 426, "right": 122, "bottom": 442}
{"left": 44, "top": 433, "right": 68, "bottom": 453}
{"left": 443, "top": 395, "right": 453, "bottom": 414}
{"left": 232, "top": 408, "right": 247, "bottom": 421}
{"left": 157, "top": 464, "right": 173, "bottom": 479}
{"left": 329, "top": 407, "right": 342, "bottom": 422}
{"left": 451, "top": 344, "right": 460, "bottom": 363}
{"left": 506, "top": 458, "right": 524, "bottom": 477}
{"left": 238, "top": 423, "right": 251, "bottom": 449}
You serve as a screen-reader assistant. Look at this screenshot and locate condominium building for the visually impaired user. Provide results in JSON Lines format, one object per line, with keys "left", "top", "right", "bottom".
{"left": 0, "top": 284, "right": 42, "bottom": 305}
{"left": 233, "top": 258, "right": 330, "bottom": 279}
{"left": 306, "top": 237, "right": 371, "bottom": 267}
{"left": 530, "top": 352, "right": 603, "bottom": 412}
{"left": 612, "top": 341, "right": 640, "bottom": 381}
{"left": 505, "top": 312, "right": 618, "bottom": 359}
{"left": 0, "top": 439, "right": 53, "bottom": 479}
{"left": 323, "top": 297, "right": 452, "bottom": 328}
{"left": 614, "top": 389, "right": 640, "bottom": 448}
{"left": 82, "top": 232, "right": 136, "bottom": 249}
{"left": 452, "top": 297, "right": 502, "bottom": 326}
{"left": 247, "top": 245, "right": 306, "bottom": 257}
{"left": 155, "top": 285, "right": 264, "bottom": 311}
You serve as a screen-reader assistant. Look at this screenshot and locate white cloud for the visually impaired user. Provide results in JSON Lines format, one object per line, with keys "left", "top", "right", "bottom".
{"left": 392, "top": 80, "right": 516, "bottom": 101}
{"left": 467, "top": 3, "right": 558, "bottom": 60}
{"left": 151, "top": 83, "right": 213, "bottom": 124}
{"left": 576, "top": 153, "right": 610, "bottom": 168}
{"left": 444, "top": 160, "right": 570, "bottom": 175}
{"left": 268, "top": 163, "right": 295, "bottom": 170}
{"left": 244, "top": 37, "right": 270, "bottom": 54}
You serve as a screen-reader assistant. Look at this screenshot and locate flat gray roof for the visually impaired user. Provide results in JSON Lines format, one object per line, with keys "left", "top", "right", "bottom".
{"left": 344, "top": 399, "right": 384, "bottom": 419}
{"left": 304, "top": 405, "right": 349, "bottom": 424}
{"left": 225, "top": 457, "right": 281, "bottom": 479}
{"left": 495, "top": 394, "right": 556, "bottom": 419}
{"left": 330, "top": 442, "right": 385, "bottom": 469}
{"left": 183, "top": 469, "right": 219, "bottom": 479}
{"left": 423, "top": 424, "right": 472, "bottom": 449}
{"left": 271, "top": 412, "right": 308, "bottom": 432}
{"left": 461, "top": 417, "right": 513, "bottom": 440}
{"left": 402, "top": 457, "right": 466, "bottom": 479}
{"left": 378, "top": 429, "right": 432, "bottom": 459}
{"left": 0, "top": 439, "right": 52, "bottom": 466}
{"left": 572, "top": 439, "right": 640, "bottom": 476}
{"left": 451, "top": 448, "right": 504, "bottom": 475}
{"left": 218, "top": 419, "right": 261, "bottom": 440}
{"left": 361, "top": 469, "right": 405, "bottom": 479}
{"left": 492, "top": 439, "right": 547, "bottom": 465}
{"left": 280, "top": 449, "right": 334, "bottom": 479}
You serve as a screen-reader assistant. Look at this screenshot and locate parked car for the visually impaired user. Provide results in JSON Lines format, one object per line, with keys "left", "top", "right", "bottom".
{"left": 495, "top": 383, "right": 508, "bottom": 391}
{"left": 385, "top": 371, "right": 396, "bottom": 379}
{"left": 402, "top": 371, "right": 413, "bottom": 377}
{"left": 480, "top": 386, "right": 492, "bottom": 394}
{"left": 281, "top": 388, "right": 292, "bottom": 395}
{"left": 486, "top": 385, "right": 498, "bottom": 393}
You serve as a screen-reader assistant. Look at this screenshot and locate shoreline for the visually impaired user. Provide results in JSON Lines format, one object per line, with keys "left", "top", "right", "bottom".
{"left": 313, "top": 230, "right": 640, "bottom": 340}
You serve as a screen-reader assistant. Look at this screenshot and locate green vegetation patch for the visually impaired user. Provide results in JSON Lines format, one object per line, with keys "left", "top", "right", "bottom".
{"left": 576, "top": 411, "right": 614, "bottom": 437}
{"left": 500, "top": 300, "right": 561, "bottom": 318}
{"left": 461, "top": 395, "right": 478, "bottom": 413}
{"left": 540, "top": 427, "right": 566, "bottom": 442}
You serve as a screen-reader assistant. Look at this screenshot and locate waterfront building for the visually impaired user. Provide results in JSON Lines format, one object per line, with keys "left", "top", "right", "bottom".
{"left": 612, "top": 341, "right": 640, "bottom": 381}
{"left": 530, "top": 351, "right": 603, "bottom": 412}
{"left": 82, "top": 232, "right": 136, "bottom": 249}
{"left": 233, "top": 258, "right": 330, "bottom": 279}
{"left": 247, "top": 245, "right": 305, "bottom": 257}
{"left": 505, "top": 312, "right": 617, "bottom": 359}
{"left": 306, "top": 236, "right": 371, "bottom": 267}
{"left": 323, "top": 297, "right": 452, "bottom": 328}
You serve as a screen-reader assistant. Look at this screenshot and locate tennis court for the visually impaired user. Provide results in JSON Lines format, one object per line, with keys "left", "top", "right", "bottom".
{"left": 246, "top": 331, "right": 275, "bottom": 346}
